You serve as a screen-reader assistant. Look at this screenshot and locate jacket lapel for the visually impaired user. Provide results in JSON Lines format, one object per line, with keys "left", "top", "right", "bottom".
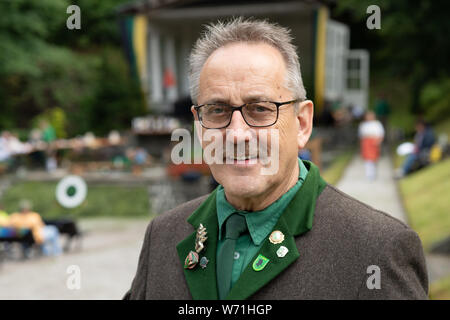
{"left": 176, "top": 190, "right": 219, "bottom": 300}
{"left": 226, "top": 160, "right": 327, "bottom": 300}
{"left": 175, "top": 160, "right": 327, "bottom": 300}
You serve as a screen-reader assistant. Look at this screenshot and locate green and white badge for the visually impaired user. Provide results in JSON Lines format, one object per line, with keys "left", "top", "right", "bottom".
{"left": 252, "top": 254, "right": 270, "bottom": 271}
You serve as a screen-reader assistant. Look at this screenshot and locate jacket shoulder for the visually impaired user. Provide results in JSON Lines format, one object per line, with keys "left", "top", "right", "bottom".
{"left": 316, "top": 184, "right": 411, "bottom": 237}
{"left": 309, "top": 185, "right": 427, "bottom": 299}
{"left": 149, "top": 194, "right": 210, "bottom": 234}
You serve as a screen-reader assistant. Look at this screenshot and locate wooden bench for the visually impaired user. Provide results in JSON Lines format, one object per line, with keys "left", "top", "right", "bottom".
{"left": 43, "top": 218, "right": 83, "bottom": 252}
{"left": 0, "top": 227, "right": 36, "bottom": 261}
{"left": 0, "top": 219, "right": 83, "bottom": 262}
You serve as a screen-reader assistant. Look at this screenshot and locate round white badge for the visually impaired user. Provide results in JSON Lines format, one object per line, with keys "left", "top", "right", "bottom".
{"left": 56, "top": 175, "right": 87, "bottom": 208}
{"left": 269, "top": 230, "right": 285, "bottom": 244}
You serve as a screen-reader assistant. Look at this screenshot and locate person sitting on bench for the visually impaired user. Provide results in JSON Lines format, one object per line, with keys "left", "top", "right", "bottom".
{"left": 8, "top": 200, "right": 62, "bottom": 257}
{"left": 401, "top": 119, "right": 436, "bottom": 177}
{"left": 0, "top": 206, "right": 9, "bottom": 226}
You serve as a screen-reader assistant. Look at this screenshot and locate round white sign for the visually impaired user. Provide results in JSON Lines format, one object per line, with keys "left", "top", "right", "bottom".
{"left": 56, "top": 175, "right": 87, "bottom": 208}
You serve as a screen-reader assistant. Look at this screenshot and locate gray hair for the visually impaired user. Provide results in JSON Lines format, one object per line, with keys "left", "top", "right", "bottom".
{"left": 188, "top": 17, "right": 307, "bottom": 106}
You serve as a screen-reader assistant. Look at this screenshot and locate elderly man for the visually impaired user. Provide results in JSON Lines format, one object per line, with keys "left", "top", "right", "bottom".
{"left": 125, "top": 18, "right": 427, "bottom": 300}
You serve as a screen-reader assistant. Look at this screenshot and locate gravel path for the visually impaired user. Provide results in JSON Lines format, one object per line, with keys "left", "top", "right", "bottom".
{"left": 0, "top": 218, "right": 149, "bottom": 299}
{"left": 336, "top": 154, "right": 407, "bottom": 223}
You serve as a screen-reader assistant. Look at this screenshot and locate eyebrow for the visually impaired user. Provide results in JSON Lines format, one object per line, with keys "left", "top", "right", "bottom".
{"left": 202, "top": 94, "right": 273, "bottom": 105}
{"left": 202, "top": 98, "right": 229, "bottom": 105}
{"left": 243, "top": 95, "right": 271, "bottom": 103}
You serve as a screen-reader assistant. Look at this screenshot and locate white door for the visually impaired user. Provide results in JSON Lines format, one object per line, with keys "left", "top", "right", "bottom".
{"left": 344, "top": 50, "right": 370, "bottom": 110}
{"left": 325, "top": 20, "right": 350, "bottom": 101}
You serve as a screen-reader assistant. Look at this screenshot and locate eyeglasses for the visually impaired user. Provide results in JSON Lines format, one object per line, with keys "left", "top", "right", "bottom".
{"left": 194, "top": 99, "right": 299, "bottom": 129}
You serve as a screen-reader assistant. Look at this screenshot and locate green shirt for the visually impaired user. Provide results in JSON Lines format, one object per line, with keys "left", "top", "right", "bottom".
{"left": 216, "top": 158, "right": 308, "bottom": 287}
{"left": 42, "top": 125, "right": 56, "bottom": 142}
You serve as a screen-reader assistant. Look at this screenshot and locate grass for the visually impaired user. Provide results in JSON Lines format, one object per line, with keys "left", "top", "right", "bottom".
{"left": 391, "top": 113, "right": 450, "bottom": 300}
{"left": 321, "top": 149, "right": 355, "bottom": 186}
{"left": 0, "top": 181, "right": 151, "bottom": 219}
{"left": 398, "top": 158, "right": 450, "bottom": 251}
{"left": 430, "top": 275, "right": 450, "bottom": 300}
{"left": 435, "top": 117, "right": 450, "bottom": 138}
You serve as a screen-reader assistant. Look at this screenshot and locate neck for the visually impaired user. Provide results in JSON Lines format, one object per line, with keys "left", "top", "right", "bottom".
{"left": 225, "top": 161, "right": 299, "bottom": 211}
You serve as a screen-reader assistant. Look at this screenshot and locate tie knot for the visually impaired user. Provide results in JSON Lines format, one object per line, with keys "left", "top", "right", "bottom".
{"left": 225, "top": 214, "right": 247, "bottom": 240}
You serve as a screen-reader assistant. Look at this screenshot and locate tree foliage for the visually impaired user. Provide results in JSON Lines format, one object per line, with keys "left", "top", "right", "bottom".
{"left": 0, "top": 0, "right": 146, "bottom": 136}
{"left": 335, "top": 0, "right": 450, "bottom": 116}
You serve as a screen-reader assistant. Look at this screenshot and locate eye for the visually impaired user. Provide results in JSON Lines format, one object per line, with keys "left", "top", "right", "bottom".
{"left": 209, "top": 105, "right": 226, "bottom": 114}
{"left": 212, "top": 107, "right": 224, "bottom": 113}
{"left": 247, "top": 103, "right": 273, "bottom": 113}
{"left": 255, "top": 105, "right": 270, "bottom": 112}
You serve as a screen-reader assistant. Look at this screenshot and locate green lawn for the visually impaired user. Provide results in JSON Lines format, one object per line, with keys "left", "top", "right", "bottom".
{"left": 430, "top": 275, "right": 450, "bottom": 300}
{"left": 0, "top": 181, "right": 151, "bottom": 219}
{"left": 435, "top": 117, "right": 450, "bottom": 138}
{"left": 399, "top": 158, "right": 450, "bottom": 251}
{"left": 321, "top": 149, "right": 355, "bottom": 186}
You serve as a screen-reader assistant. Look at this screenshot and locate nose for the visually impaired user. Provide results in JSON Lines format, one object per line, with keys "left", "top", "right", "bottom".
{"left": 225, "top": 109, "right": 252, "bottom": 145}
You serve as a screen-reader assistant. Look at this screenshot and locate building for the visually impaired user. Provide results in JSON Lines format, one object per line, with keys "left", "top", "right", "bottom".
{"left": 118, "top": 0, "right": 369, "bottom": 119}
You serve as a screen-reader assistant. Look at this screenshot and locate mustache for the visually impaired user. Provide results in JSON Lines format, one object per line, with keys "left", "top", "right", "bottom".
{"left": 221, "top": 141, "right": 269, "bottom": 159}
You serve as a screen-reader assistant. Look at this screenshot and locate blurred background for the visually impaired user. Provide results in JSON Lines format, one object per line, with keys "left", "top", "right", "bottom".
{"left": 0, "top": 0, "right": 449, "bottom": 299}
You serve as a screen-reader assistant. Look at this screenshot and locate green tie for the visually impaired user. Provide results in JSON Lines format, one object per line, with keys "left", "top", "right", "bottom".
{"left": 217, "top": 213, "right": 248, "bottom": 300}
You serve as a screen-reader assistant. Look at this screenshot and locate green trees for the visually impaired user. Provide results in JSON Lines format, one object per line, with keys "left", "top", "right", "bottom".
{"left": 0, "top": 0, "right": 146, "bottom": 137}
{"left": 335, "top": 0, "right": 450, "bottom": 120}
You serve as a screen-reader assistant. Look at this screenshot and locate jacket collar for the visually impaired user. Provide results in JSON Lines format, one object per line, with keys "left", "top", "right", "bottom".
{"left": 176, "top": 189, "right": 219, "bottom": 300}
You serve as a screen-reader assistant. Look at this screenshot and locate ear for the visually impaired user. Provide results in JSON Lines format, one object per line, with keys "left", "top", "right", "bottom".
{"left": 296, "top": 100, "right": 314, "bottom": 150}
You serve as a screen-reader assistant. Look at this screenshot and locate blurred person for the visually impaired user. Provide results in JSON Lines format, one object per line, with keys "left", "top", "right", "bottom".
{"left": 0, "top": 131, "right": 31, "bottom": 171}
{"left": 374, "top": 93, "right": 391, "bottom": 132}
{"left": 40, "top": 120, "right": 56, "bottom": 143}
{"left": 298, "top": 148, "right": 311, "bottom": 161}
{"left": 39, "top": 120, "right": 58, "bottom": 172}
{"left": 132, "top": 147, "right": 149, "bottom": 176}
{"left": 134, "top": 147, "right": 149, "bottom": 166}
{"left": 9, "top": 200, "right": 62, "bottom": 257}
{"left": 350, "top": 103, "right": 365, "bottom": 121}
{"left": 0, "top": 206, "right": 12, "bottom": 257}
{"left": 125, "top": 18, "right": 427, "bottom": 300}
{"left": 0, "top": 131, "right": 11, "bottom": 162}
{"left": 358, "top": 111, "right": 385, "bottom": 180}
{"left": 0, "top": 205, "right": 9, "bottom": 226}
{"left": 399, "top": 119, "right": 436, "bottom": 177}
{"left": 2, "top": 131, "right": 28, "bottom": 155}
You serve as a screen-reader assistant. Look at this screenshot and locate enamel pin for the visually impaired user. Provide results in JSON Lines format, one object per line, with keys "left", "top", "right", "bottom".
{"left": 199, "top": 256, "right": 209, "bottom": 269}
{"left": 184, "top": 223, "right": 208, "bottom": 270}
{"left": 252, "top": 254, "right": 270, "bottom": 271}
{"left": 269, "top": 230, "right": 285, "bottom": 244}
{"left": 184, "top": 251, "right": 199, "bottom": 269}
{"left": 195, "top": 224, "right": 208, "bottom": 253}
{"left": 276, "top": 245, "right": 289, "bottom": 258}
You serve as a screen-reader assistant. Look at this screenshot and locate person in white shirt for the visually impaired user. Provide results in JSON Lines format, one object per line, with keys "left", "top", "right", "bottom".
{"left": 358, "top": 111, "right": 385, "bottom": 180}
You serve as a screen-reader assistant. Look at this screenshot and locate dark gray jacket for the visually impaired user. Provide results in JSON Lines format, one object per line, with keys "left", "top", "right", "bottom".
{"left": 124, "top": 184, "right": 428, "bottom": 300}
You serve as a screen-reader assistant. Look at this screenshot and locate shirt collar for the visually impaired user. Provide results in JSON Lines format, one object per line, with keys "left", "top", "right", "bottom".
{"left": 216, "top": 158, "right": 309, "bottom": 245}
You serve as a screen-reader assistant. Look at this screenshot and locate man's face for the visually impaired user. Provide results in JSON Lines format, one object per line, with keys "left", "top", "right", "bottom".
{"left": 192, "top": 42, "right": 312, "bottom": 208}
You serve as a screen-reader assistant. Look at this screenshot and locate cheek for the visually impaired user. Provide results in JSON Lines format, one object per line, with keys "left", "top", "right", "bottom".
{"left": 273, "top": 117, "right": 299, "bottom": 155}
